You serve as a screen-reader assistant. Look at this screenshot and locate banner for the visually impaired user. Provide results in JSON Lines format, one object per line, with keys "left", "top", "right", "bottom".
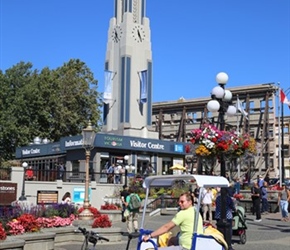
{"left": 236, "top": 98, "right": 248, "bottom": 119}
{"left": 139, "top": 70, "right": 148, "bottom": 104}
{"left": 103, "top": 71, "right": 114, "bottom": 104}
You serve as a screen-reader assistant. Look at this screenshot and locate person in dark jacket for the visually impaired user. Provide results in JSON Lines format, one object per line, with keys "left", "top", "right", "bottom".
{"left": 215, "top": 188, "right": 236, "bottom": 250}
{"left": 120, "top": 185, "right": 130, "bottom": 222}
{"left": 251, "top": 182, "right": 262, "bottom": 222}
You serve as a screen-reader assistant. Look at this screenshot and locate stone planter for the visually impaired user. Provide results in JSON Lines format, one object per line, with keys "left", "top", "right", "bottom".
{"left": 100, "top": 209, "right": 122, "bottom": 222}
{"left": 0, "top": 224, "right": 123, "bottom": 250}
{"left": 72, "top": 220, "right": 123, "bottom": 242}
{"left": 1, "top": 232, "right": 55, "bottom": 250}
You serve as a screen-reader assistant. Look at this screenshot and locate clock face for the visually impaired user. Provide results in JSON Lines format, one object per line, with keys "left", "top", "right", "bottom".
{"left": 132, "top": 25, "right": 145, "bottom": 43}
{"left": 111, "top": 26, "right": 122, "bottom": 43}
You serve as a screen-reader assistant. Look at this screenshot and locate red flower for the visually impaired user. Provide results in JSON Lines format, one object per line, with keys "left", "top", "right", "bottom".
{"left": 0, "top": 222, "right": 7, "bottom": 240}
{"left": 17, "top": 214, "right": 41, "bottom": 233}
{"left": 101, "top": 203, "right": 120, "bottom": 210}
{"left": 92, "top": 215, "right": 112, "bottom": 228}
{"left": 78, "top": 207, "right": 100, "bottom": 218}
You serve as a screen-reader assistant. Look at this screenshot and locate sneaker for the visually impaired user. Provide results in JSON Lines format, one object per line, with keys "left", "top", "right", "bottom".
{"left": 254, "top": 219, "right": 262, "bottom": 222}
{"left": 134, "top": 229, "right": 139, "bottom": 233}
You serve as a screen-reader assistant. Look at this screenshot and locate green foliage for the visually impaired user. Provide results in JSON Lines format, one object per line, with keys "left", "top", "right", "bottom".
{"left": 0, "top": 60, "right": 102, "bottom": 161}
{"left": 128, "top": 178, "right": 190, "bottom": 200}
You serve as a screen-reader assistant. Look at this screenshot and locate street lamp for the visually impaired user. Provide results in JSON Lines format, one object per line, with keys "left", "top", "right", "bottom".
{"left": 79, "top": 121, "right": 96, "bottom": 220}
{"left": 19, "top": 162, "right": 28, "bottom": 201}
{"left": 207, "top": 72, "right": 236, "bottom": 248}
{"left": 124, "top": 155, "right": 129, "bottom": 186}
{"left": 125, "top": 163, "right": 136, "bottom": 185}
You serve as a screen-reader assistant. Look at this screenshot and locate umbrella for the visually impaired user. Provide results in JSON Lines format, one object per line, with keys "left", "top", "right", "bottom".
{"left": 170, "top": 164, "right": 186, "bottom": 171}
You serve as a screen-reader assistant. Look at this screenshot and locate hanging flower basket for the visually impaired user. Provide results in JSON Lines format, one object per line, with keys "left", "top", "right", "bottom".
{"left": 190, "top": 124, "right": 257, "bottom": 159}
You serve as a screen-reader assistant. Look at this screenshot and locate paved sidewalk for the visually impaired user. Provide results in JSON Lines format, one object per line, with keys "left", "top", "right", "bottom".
{"left": 56, "top": 212, "right": 290, "bottom": 250}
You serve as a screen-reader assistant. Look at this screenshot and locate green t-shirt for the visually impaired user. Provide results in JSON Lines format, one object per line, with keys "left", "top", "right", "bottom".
{"left": 171, "top": 206, "right": 203, "bottom": 250}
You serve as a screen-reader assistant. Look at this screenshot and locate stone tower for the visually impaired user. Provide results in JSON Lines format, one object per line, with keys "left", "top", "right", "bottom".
{"left": 102, "top": 0, "right": 158, "bottom": 139}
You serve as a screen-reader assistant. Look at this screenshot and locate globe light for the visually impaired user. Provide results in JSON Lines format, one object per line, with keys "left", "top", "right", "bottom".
{"left": 216, "top": 72, "right": 229, "bottom": 85}
{"left": 226, "top": 105, "right": 237, "bottom": 116}
{"left": 211, "top": 86, "right": 225, "bottom": 99}
{"left": 207, "top": 100, "right": 220, "bottom": 112}
{"left": 223, "top": 90, "right": 232, "bottom": 102}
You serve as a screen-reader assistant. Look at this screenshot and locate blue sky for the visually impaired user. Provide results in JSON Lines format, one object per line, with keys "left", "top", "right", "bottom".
{"left": 0, "top": 0, "right": 289, "bottom": 114}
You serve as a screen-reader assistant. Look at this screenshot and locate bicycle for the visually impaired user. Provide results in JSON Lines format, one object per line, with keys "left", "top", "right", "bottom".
{"left": 76, "top": 227, "right": 110, "bottom": 250}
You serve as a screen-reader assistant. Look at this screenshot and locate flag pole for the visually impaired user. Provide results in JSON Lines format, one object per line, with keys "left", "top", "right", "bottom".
{"left": 281, "top": 89, "right": 285, "bottom": 184}
{"left": 278, "top": 85, "right": 282, "bottom": 186}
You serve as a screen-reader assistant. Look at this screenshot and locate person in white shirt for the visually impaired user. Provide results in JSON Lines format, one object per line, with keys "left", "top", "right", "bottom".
{"left": 114, "top": 165, "right": 122, "bottom": 184}
{"left": 61, "top": 192, "right": 71, "bottom": 204}
{"left": 202, "top": 188, "right": 214, "bottom": 223}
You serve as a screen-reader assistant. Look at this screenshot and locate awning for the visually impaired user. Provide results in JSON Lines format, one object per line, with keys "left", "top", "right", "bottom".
{"left": 142, "top": 174, "right": 229, "bottom": 189}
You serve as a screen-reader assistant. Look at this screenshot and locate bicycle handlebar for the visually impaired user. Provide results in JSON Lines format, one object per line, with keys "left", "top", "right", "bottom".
{"left": 77, "top": 227, "right": 110, "bottom": 242}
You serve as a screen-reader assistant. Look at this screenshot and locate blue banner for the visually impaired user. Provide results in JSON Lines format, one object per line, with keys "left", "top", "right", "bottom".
{"left": 103, "top": 70, "right": 114, "bottom": 104}
{"left": 139, "top": 70, "right": 148, "bottom": 104}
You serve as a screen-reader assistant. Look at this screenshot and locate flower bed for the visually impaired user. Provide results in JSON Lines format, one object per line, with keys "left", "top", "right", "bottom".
{"left": 0, "top": 202, "right": 112, "bottom": 241}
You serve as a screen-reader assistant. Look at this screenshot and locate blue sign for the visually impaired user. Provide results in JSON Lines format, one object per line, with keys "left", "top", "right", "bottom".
{"left": 73, "top": 187, "right": 91, "bottom": 204}
{"left": 174, "top": 144, "right": 184, "bottom": 153}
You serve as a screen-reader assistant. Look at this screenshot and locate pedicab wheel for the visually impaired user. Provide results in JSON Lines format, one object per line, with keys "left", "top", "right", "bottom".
{"left": 240, "top": 232, "right": 246, "bottom": 244}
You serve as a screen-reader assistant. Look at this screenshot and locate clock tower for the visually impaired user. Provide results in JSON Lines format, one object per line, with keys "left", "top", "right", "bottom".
{"left": 102, "top": 0, "right": 157, "bottom": 139}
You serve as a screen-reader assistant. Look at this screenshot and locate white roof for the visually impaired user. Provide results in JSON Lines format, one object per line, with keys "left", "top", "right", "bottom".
{"left": 142, "top": 174, "right": 229, "bottom": 189}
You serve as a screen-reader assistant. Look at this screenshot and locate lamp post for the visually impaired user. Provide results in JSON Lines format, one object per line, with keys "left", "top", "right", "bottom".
{"left": 124, "top": 155, "right": 129, "bottom": 186}
{"left": 79, "top": 121, "right": 96, "bottom": 220}
{"left": 207, "top": 72, "right": 236, "bottom": 248}
{"left": 125, "top": 163, "right": 136, "bottom": 185}
{"left": 19, "top": 162, "right": 28, "bottom": 201}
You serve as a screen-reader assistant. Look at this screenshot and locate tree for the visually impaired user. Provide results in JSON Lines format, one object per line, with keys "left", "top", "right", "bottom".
{"left": 0, "top": 59, "right": 102, "bottom": 161}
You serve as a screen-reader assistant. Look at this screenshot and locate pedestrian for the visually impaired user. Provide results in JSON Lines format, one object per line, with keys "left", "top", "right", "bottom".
{"left": 202, "top": 187, "right": 213, "bottom": 224}
{"left": 277, "top": 183, "right": 290, "bottom": 221}
{"left": 58, "top": 163, "right": 65, "bottom": 180}
{"left": 142, "top": 192, "right": 203, "bottom": 250}
{"left": 124, "top": 187, "right": 141, "bottom": 233}
{"left": 261, "top": 181, "right": 269, "bottom": 214}
{"left": 215, "top": 188, "right": 236, "bottom": 250}
{"left": 61, "top": 192, "right": 71, "bottom": 204}
{"left": 251, "top": 182, "right": 262, "bottom": 222}
{"left": 107, "top": 163, "right": 114, "bottom": 183}
{"left": 120, "top": 185, "right": 130, "bottom": 222}
{"left": 234, "top": 178, "right": 241, "bottom": 195}
{"left": 114, "top": 165, "right": 121, "bottom": 184}
{"left": 258, "top": 175, "right": 264, "bottom": 188}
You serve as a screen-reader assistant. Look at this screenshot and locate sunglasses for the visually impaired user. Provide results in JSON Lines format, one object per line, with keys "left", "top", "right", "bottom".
{"left": 178, "top": 200, "right": 187, "bottom": 204}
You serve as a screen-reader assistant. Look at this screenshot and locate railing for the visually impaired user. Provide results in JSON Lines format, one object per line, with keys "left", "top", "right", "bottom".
{"left": 145, "top": 195, "right": 179, "bottom": 213}
{"left": 0, "top": 167, "right": 11, "bottom": 180}
{"left": 0, "top": 166, "right": 130, "bottom": 184}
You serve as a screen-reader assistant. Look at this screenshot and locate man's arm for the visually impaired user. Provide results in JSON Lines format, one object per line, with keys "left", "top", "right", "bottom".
{"left": 143, "top": 221, "right": 176, "bottom": 241}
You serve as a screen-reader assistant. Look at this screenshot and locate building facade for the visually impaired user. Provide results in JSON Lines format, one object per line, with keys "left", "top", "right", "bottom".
{"left": 151, "top": 84, "right": 290, "bottom": 179}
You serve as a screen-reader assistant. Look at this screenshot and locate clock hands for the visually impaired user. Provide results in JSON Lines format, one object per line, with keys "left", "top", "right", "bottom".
{"left": 137, "top": 29, "right": 142, "bottom": 42}
{"left": 114, "top": 29, "right": 119, "bottom": 42}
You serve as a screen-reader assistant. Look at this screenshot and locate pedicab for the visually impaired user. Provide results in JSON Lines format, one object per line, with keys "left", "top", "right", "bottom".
{"left": 134, "top": 174, "right": 229, "bottom": 250}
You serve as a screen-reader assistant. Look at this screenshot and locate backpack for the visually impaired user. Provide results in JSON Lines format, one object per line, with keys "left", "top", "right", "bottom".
{"left": 128, "top": 194, "right": 141, "bottom": 210}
